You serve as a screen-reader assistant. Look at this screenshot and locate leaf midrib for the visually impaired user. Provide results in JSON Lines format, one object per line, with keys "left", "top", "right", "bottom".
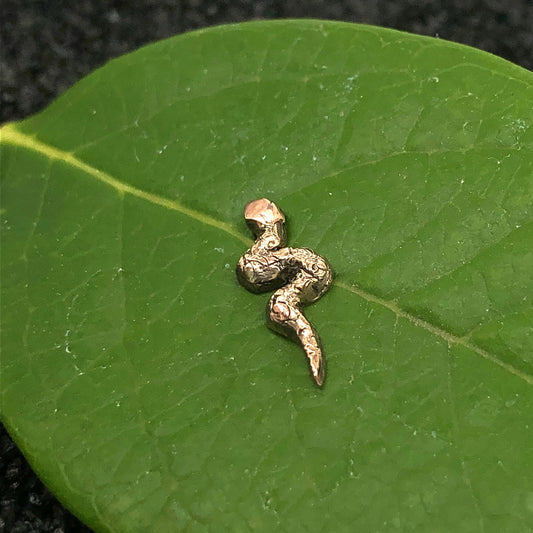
{"left": 0, "top": 125, "right": 250, "bottom": 246}
{"left": 1, "top": 124, "right": 531, "bottom": 385}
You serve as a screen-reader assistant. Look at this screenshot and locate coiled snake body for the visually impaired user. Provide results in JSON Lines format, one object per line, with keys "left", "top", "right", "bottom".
{"left": 236, "top": 198, "right": 333, "bottom": 386}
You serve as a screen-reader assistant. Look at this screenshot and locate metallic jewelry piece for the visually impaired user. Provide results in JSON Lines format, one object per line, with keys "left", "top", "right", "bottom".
{"left": 236, "top": 198, "right": 333, "bottom": 386}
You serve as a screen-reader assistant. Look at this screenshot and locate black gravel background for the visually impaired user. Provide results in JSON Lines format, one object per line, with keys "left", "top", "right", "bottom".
{"left": 1, "top": 1, "right": 532, "bottom": 532}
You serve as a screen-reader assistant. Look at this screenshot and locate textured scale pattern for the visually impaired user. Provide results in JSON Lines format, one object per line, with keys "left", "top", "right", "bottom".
{"left": 236, "top": 199, "right": 333, "bottom": 385}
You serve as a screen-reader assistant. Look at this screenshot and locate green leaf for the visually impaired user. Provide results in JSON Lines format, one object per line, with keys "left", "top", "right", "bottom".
{"left": 1, "top": 19, "right": 532, "bottom": 532}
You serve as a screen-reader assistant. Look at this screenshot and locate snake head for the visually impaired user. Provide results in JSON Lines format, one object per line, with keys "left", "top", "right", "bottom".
{"left": 244, "top": 198, "right": 286, "bottom": 237}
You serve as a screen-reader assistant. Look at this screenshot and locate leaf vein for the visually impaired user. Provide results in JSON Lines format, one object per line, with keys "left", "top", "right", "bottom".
{"left": 335, "top": 280, "right": 532, "bottom": 385}
{"left": 2, "top": 124, "right": 530, "bottom": 385}
{"left": 0, "top": 124, "right": 250, "bottom": 246}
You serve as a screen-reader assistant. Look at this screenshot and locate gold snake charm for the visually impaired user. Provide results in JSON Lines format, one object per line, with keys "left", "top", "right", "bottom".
{"left": 236, "top": 199, "right": 333, "bottom": 386}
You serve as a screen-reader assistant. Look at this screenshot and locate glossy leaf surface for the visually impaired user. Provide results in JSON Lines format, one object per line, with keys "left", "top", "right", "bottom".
{"left": 1, "top": 20, "right": 532, "bottom": 532}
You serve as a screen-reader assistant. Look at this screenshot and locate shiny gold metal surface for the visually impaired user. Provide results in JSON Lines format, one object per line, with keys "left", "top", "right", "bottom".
{"left": 236, "top": 199, "right": 333, "bottom": 386}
